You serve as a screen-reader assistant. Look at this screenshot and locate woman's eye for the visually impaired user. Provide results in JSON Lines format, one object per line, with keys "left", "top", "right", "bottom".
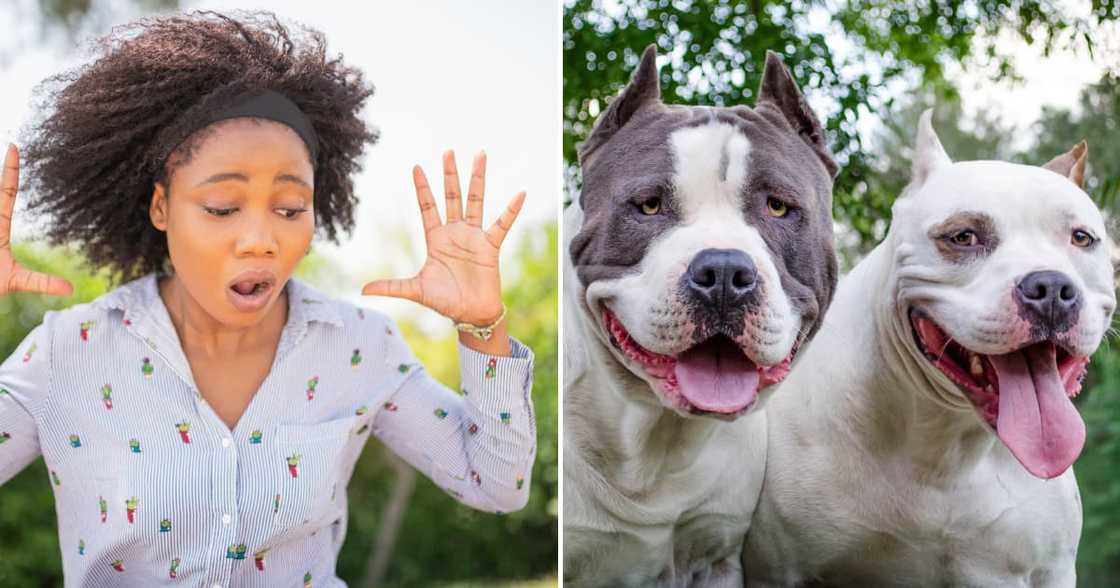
{"left": 1071, "top": 229, "right": 1096, "bottom": 248}
{"left": 204, "top": 207, "right": 235, "bottom": 217}
{"left": 280, "top": 208, "right": 308, "bottom": 219}
{"left": 639, "top": 197, "right": 661, "bottom": 216}
{"left": 766, "top": 197, "right": 789, "bottom": 218}
{"left": 949, "top": 229, "right": 979, "bottom": 247}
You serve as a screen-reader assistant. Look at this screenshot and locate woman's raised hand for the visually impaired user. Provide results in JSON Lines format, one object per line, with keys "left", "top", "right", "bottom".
{"left": 361, "top": 150, "right": 525, "bottom": 325}
{"left": 0, "top": 144, "right": 73, "bottom": 298}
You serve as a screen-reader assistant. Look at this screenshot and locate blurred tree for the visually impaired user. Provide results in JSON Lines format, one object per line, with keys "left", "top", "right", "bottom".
{"left": 563, "top": 0, "right": 1117, "bottom": 249}
{"left": 1075, "top": 344, "right": 1120, "bottom": 586}
{"left": 37, "top": 0, "right": 179, "bottom": 34}
{"left": 1030, "top": 74, "right": 1120, "bottom": 211}
{"left": 839, "top": 92, "right": 1015, "bottom": 263}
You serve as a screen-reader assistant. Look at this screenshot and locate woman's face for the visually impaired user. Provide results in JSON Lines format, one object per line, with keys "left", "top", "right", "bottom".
{"left": 149, "top": 118, "right": 315, "bottom": 328}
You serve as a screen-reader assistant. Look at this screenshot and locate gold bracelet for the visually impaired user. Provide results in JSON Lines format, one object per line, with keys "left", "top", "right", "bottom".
{"left": 453, "top": 305, "right": 507, "bottom": 342}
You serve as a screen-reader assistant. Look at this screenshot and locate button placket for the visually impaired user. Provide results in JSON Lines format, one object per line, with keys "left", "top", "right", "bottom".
{"left": 206, "top": 434, "right": 240, "bottom": 587}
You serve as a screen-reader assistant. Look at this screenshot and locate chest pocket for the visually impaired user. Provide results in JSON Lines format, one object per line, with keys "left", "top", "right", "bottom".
{"left": 272, "top": 414, "right": 369, "bottom": 537}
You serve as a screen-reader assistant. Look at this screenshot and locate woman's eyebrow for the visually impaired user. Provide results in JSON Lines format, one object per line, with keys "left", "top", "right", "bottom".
{"left": 195, "top": 172, "right": 311, "bottom": 188}
{"left": 275, "top": 173, "right": 310, "bottom": 188}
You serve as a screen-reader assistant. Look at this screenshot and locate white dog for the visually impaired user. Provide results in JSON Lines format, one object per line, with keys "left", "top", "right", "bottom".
{"left": 564, "top": 46, "right": 839, "bottom": 586}
{"left": 742, "top": 110, "right": 1115, "bottom": 587}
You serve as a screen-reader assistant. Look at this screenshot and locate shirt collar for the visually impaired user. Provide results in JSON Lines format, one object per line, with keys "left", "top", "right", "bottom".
{"left": 92, "top": 273, "right": 343, "bottom": 396}
{"left": 95, "top": 273, "right": 344, "bottom": 330}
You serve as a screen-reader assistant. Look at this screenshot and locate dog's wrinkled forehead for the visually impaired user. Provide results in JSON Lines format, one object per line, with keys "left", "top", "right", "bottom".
{"left": 572, "top": 104, "right": 832, "bottom": 281}
{"left": 894, "top": 112, "right": 1108, "bottom": 254}
{"left": 904, "top": 162, "right": 1105, "bottom": 235}
{"left": 570, "top": 47, "right": 837, "bottom": 286}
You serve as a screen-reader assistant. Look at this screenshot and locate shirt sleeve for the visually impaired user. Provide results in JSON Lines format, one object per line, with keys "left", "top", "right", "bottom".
{"left": 0, "top": 312, "right": 53, "bottom": 486}
{"left": 371, "top": 318, "right": 536, "bottom": 513}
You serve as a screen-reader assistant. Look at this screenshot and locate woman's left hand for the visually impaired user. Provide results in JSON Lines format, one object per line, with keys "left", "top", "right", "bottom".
{"left": 361, "top": 150, "right": 525, "bottom": 326}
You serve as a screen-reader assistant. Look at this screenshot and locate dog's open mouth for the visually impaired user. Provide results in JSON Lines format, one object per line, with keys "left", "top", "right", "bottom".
{"left": 909, "top": 310, "right": 1088, "bottom": 479}
{"left": 603, "top": 307, "right": 793, "bottom": 417}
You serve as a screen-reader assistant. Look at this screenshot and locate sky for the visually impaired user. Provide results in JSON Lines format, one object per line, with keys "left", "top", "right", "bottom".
{"left": 0, "top": 0, "right": 560, "bottom": 332}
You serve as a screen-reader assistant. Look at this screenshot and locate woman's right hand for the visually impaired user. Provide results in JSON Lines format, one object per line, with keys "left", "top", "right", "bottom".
{"left": 1, "top": 144, "right": 72, "bottom": 298}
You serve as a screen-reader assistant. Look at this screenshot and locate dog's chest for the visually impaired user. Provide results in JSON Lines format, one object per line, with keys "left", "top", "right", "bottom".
{"left": 824, "top": 467, "right": 1081, "bottom": 586}
{"left": 565, "top": 428, "right": 765, "bottom": 587}
{"left": 567, "top": 505, "right": 753, "bottom": 587}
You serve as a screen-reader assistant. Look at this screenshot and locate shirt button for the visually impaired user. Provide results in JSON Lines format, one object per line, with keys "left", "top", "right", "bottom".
{"left": 221, "top": 513, "right": 231, "bottom": 525}
{"left": 221, "top": 438, "right": 231, "bottom": 448}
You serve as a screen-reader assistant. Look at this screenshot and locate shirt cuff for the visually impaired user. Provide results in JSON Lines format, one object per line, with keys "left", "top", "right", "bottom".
{"left": 456, "top": 335, "right": 535, "bottom": 413}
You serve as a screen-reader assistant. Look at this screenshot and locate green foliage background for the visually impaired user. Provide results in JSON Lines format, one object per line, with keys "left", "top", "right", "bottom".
{"left": 0, "top": 223, "right": 558, "bottom": 586}
{"left": 565, "top": 0, "right": 1120, "bottom": 584}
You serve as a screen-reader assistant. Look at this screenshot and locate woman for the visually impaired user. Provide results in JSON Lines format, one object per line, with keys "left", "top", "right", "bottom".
{"left": 0, "top": 11, "right": 535, "bottom": 586}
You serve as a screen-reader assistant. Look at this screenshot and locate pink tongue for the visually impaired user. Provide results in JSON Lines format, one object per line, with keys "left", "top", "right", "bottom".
{"left": 673, "top": 337, "right": 760, "bottom": 414}
{"left": 232, "top": 281, "right": 257, "bottom": 296}
{"left": 990, "top": 344, "right": 1086, "bottom": 479}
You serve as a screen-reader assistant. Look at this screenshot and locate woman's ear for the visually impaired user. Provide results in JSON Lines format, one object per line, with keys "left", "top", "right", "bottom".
{"left": 150, "top": 183, "right": 168, "bottom": 232}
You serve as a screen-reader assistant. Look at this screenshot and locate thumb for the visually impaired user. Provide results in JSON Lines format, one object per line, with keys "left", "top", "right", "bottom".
{"left": 361, "top": 277, "right": 422, "bottom": 303}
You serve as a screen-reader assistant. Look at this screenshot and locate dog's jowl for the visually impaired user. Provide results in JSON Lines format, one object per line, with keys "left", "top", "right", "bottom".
{"left": 563, "top": 45, "right": 838, "bottom": 587}
{"left": 742, "top": 111, "right": 1115, "bottom": 587}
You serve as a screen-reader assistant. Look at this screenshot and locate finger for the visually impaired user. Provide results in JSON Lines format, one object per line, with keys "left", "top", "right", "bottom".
{"left": 9, "top": 265, "right": 73, "bottom": 297}
{"left": 465, "top": 151, "right": 486, "bottom": 227}
{"left": 442, "top": 150, "right": 463, "bottom": 222}
{"left": 1, "top": 144, "right": 19, "bottom": 249}
{"left": 485, "top": 191, "right": 527, "bottom": 248}
{"left": 412, "top": 165, "right": 442, "bottom": 234}
{"left": 361, "top": 277, "right": 422, "bottom": 303}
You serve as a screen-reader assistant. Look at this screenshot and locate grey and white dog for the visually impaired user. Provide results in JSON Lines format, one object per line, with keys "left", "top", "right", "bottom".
{"left": 563, "top": 45, "right": 839, "bottom": 586}
{"left": 743, "top": 111, "right": 1115, "bottom": 587}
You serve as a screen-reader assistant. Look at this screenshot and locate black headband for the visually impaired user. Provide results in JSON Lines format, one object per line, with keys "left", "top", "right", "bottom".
{"left": 196, "top": 89, "right": 319, "bottom": 162}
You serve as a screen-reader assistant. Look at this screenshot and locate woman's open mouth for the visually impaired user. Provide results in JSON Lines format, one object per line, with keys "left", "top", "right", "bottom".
{"left": 227, "top": 271, "right": 277, "bottom": 313}
{"left": 909, "top": 309, "right": 1088, "bottom": 479}
{"left": 603, "top": 307, "right": 794, "bottom": 417}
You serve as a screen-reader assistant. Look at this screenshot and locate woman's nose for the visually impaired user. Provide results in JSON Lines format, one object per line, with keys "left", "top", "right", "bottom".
{"left": 234, "top": 213, "right": 279, "bottom": 257}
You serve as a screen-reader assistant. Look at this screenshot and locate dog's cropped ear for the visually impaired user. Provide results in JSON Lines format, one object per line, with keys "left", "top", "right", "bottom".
{"left": 578, "top": 44, "right": 661, "bottom": 166}
{"left": 909, "top": 109, "right": 952, "bottom": 190}
{"left": 1042, "top": 140, "right": 1088, "bottom": 189}
{"left": 757, "top": 50, "right": 838, "bottom": 179}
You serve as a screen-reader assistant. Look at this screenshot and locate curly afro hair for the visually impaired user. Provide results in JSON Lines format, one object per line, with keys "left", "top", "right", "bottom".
{"left": 20, "top": 10, "right": 377, "bottom": 283}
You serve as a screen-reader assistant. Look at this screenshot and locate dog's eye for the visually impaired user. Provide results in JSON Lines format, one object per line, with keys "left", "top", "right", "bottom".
{"left": 948, "top": 230, "right": 978, "bottom": 247}
{"left": 638, "top": 197, "right": 661, "bottom": 216}
{"left": 1071, "top": 229, "right": 1096, "bottom": 248}
{"left": 766, "top": 197, "right": 789, "bottom": 218}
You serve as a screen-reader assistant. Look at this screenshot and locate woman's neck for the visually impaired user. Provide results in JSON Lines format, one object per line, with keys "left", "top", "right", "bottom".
{"left": 158, "top": 274, "right": 288, "bottom": 360}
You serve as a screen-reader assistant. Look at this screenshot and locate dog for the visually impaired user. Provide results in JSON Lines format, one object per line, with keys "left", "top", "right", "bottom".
{"left": 563, "top": 45, "right": 839, "bottom": 586}
{"left": 742, "top": 111, "right": 1115, "bottom": 587}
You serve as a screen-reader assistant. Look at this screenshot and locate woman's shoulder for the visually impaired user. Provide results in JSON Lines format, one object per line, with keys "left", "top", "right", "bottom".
{"left": 39, "top": 274, "right": 153, "bottom": 333}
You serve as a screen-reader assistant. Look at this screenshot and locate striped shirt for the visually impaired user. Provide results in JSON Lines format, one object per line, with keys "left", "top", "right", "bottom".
{"left": 0, "top": 272, "right": 536, "bottom": 587}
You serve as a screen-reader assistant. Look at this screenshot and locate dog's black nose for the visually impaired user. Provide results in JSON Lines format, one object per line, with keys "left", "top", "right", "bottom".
{"left": 1015, "top": 270, "right": 1081, "bottom": 331}
{"left": 687, "top": 248, "right": 758, "bottom": 309}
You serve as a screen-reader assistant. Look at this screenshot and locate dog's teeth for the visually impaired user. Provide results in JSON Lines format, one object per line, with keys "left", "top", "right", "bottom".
{"left": 969, "top": 353, "right": 983, "bottom": 376}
